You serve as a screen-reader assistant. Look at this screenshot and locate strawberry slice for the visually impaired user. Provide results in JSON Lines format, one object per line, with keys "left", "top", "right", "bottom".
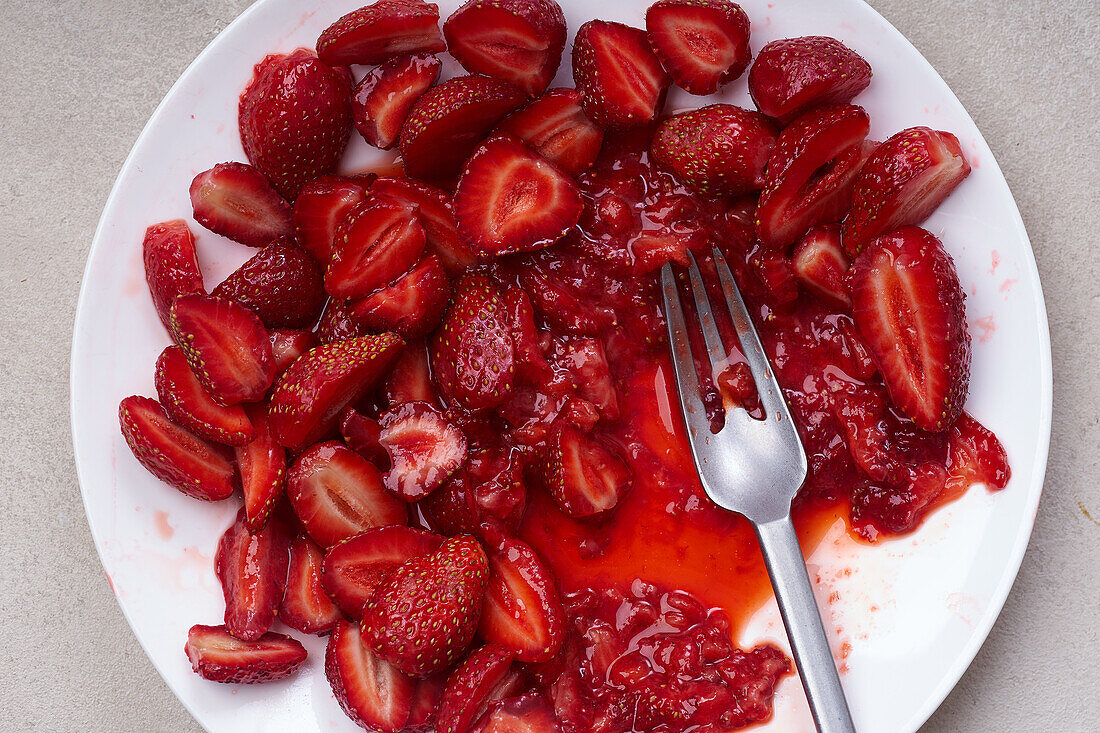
{"left": 215, "top": 507, "right": 293, "bottom": 641}
{"left": 848, "top": 226, "right": 971, "bottom": 432}
{"left": 443, "top": 0, "right": 567, "bottom": 97}
{"left": 186, "top": 624, "right": 306, "bottom": 684}
{"left": 645, "top": 0, "right": 752, "bottom": 95}
{"left": 268, "top": 328, "right": 317, "bottom": 377}
{"left": 748, "top": 36, "right": 872, "bottom": 125}
{"left": 317, "top": 0, "right": 446, "bottom": 66}
{"left": 142, "top": 220, "right": 204, "bottom": 330}
{"left": 503, "top": 285, "right": 554, "bottom": 387}
{"left": 430, "top": 275, "right": 515, "bottom": 411}
{"left": 322, "top": 525, "right": 444, "bottom": 617}
{"left": 353, "top": 53, "right": 442, "bottom": 150}
{"left": 189, "top": 162, "right": 293, "bottom": 248}
{"left": 478, "top": 527, "right": 564, "bottom": 662}
{"left": 316, "top": 298, "right": 372, "bottom": 345}
{"left": 269, "top": 333, "right": 403, "bottom": 451}
{"left": 476, "top": 693, "right": 562, "bottom": 732}
{"left": 379, "top": 402, "right": 468, "bottom": 500}
{"left": 399, "top": 75, "right": 526, "bottom": 183}
{"left": 293, "top": 176, "right": 372, "bottom": 265}
{"left": 287, "top": 441, "right": 408, "bottom": 547}
{"left": 212, "top": 241, "right": 327, "bottom": 329}
{"left": 340, "top": 408, "right": 390, "bottom": 468}
{"left": 371, "top": 177, "right": 479, "bottom": 274}
{"left": 118, "top": 395, "right": 236, "bottom": 501}
{"left": 408, "top": 674, "right": 447, "bottom": 731}
{"left": 842, "top": 127, "right": 971, "bottom": 256}
{"left": 651, "top": 104, "right": 776, "bottom": 196}
{"left": 326, "top": 619, "right": 417, "bottom": 732}
{"left": 455, "top": 135, "right": 583, "bottom": 256}
{"left": 326, "top": 197, "right": 427, "bottom": 299}
{"left": 235, "top": 403, "right": 286, "bottom": 531}
{"left": 542, "top": 424, "right": 631, "bottom": 518}
{"left": 791, "top": 224, "right": 851, "bottom": 309}
{"left": 155, "top": 346, "right": 254, "bottom": 446}
{"left": 280, "top": 534, "right": 341, "bottom": 635}
{"left": 239, "top": 48, "right": 352, "bottom": 200}
{"left": 752, "top": 249, "right": 801, "bottom": 307}
{"left": 755, "top": 104, "right": 870, "bottom": 249}
{"left": 435, "top": 644, "right": 523, "bottom": 733}
{"left": 384, "top": 340, "right": 441, "bottom": 406}
{"left": 362, "top": 535, "right": 490, "bottom": 676}
{"left": 572, "top": 20, "right": 670, "bottom": 129}
{"left": 558, "top": 337, "right": 619, "bottom": 419}
{"left": 349, "top": 255, "right": 451, "bottom": 340}
{"left": 496, "top": 88, "right": 604, "bottom": 177}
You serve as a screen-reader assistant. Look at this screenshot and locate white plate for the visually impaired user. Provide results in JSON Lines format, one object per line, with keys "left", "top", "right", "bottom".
{"left": 70, "top": 0, "right": 1052, "bottom": 731}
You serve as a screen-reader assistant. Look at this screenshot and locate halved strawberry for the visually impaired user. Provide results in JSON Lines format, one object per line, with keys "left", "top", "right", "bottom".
{"left": 371, "top": 177, "right": 480, "bottom": 274}
{"left": 399, "top": 75, "right": 526, "bottom": 183}
{"left": 362, "top": 535, "right": 490, "bottom": 676}
{"left": 326, "top": 197, "right": 427, "bottom": 299}
{"left": 212, "top": 241, "right": 327, "bottom": 329}
{"left": 478, "top": 527, "right": 564, "bottom": 662}
{"left": 186, "top": 624, "right": 306, "bottom": 684}
{"left": 379, "top": 402, "right": 468, "bottom": 500}
{"left": 340, "top": 407, "right": 390, "bottom": 468}
{"left": 349, "top": 255, "right": 451, "bottom": 340}
{"left": 558, "top": 337, "right": 618, "bottom": 419}
{"left": 436, "top": 644, "right": 523, "bottom": 733}
{"left": 651, "top": 104, "right": 776, "bottom": 196}
{"left": 316, "top": 298, "right": 372, "bottom": 344}
{"left": 239, "top": 48, "right": 352, "bottom": 200}
{"left": 280, "top": 534, "right": 341, "bottom": 635}
{"left": 118, "top": 396, "right": 236, "bottom": 501}
{"left": 269, "top": 328, "right": 318, "bottom": 377}
{"left": 748, "top": 36, "right": 873, "bottom": 125}
{"left": 752, "top": 249, "right": 800, "bottom": 307}
{"left": 503, "top": 285, "right": 554, "bottom": 387}
{"left": 476, "top": 693, "right": 561, "bottom": 732}
{"left": 645, "top": 0, "right": 752, "bottom": 95}
{"left": 293, "top": 176, "right": 372, "bottom": 264}
{"left": 385, "top": 340, "right": 441, "bottom": 406}
{"left": 443, "top": 0, "right": 567, "bottom": 97}
{"left": 572, "top": 20, "right": 670, "bottom": 128}
{"left": 455, "top": 135, "right": 583, "bottom": 256}
{"left": 848, "top": 226, "right": 970, "bottom": 432}
{"left": 142, "top": 220, "right": 204, "bottom": 330}
{"left": 326, "top": 619, "right": 416, "bottom": 732}
{"left": 215, "top": 507, "right": 293, "bottom": 641}
{"left": 496, "top": 88, "right": 604, "bottom": 177}
{"left": 287, "top": 441, "right": 408, "bottom": 547}
{"left": 269, "top": 333, "right": 403, "bottom": 451}
{"left": 842, "top": 127, "right": 971, "bottom": 256}
{"left": 408, "top": 674, "right": 448, "bottom": 731}
{"left": 189, "top": 162, "right": 293, "bottom": 247}
{"left": 353, "top": 53, "right": 442, "bottom": 149}
{"left": 755, "top": 104, "right": 870, "bottom": 249}
{"left": 792, "top": 224, "right": 851, "bottom": 309}
{"left": 322, "top": 525, "right": 444, "bottom": 617}
{"left": 236, "top": 403, "right": 286, "bottom": 531}
{"left": 317, "top": 0, "right": 446, "bottom": 66}
{"left": 542, "top": 424, "right": 631, "bottom": 518}
{"left": 155, "top": 346, "right": 254, "bottom": 446}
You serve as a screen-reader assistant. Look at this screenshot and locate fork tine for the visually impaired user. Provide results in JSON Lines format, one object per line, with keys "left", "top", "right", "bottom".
{"left": 660, "top": 263, "right": 713, "bottom": 439}
{"left": 685, "top": 251, "right": 731, "bottom": 383}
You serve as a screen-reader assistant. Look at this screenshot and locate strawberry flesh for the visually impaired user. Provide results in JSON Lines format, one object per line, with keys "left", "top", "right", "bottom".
{"left": 435, "top": 643, "right": 522, "bottom": 733}
{"left": 235, "top": 402, "right": 287, "bottom": 531}
{"left": 384, "top": 339, "right": 441, "bottom": 406}
{"left": 572, "top": 20, "right": 670, "bottom": 129}
{"left": 496, "top": 88, "right": 604, "bottom": 176}
{"left": 326, "top": 196, "right": 427, "bottom": 299}
{"left": 316, "top": 298, "right": 371, "bottom": 344}
{"left": 353, "top": 53, "right": 442, "bottom": 149}
{"left": 215, "top": 507, "right": 293, "bottom": 641}
{"left": 371, "top": 177, "right": 480, "bottom": 274}
{"left": 186, "top": 624, "right": 306, "bottom": 684}
{"left": 340, "top": 407, "right": 390, "bottom": 468}
{"left": 645, "top": 0, "right": 752, "bottom": 95}
{"left": 280, "top": 534, "right": 342, "bottom": 635}
{"left": 325, "top": 619, "right": 417, "bottom": 732}
{"left": 293, "top": 176, "right": 372, "bottom": 265}
{"left": 212, "top": 241, "right": 327, "bottom": 329}
{"left": 349, "top": 254, "right": 451, "bottom": 340}
{"left": 268, "top": 328, "right": 318, "bottom": 377}
{"left": 142, "top": 220, "right": 204, "bottom": 330}
{"left": 557, "top": 337, "right": 618, "bottom": 419}
{"left": 189, "top": 162, "right": 293, "bottom": 248}
{"left": 475, "top": 693, "right": 562, "bottom": 732}
{"left": 155, "top": 345, "right": 255, "bottom": 446}
{"left": 317, "top": 0, "right": 446, "bottom": 66}
{"left": 379, "top": 401, "right": 468, "bottom": 500}
{"left": 791, "top": 224, "right": 851, "bottom": 309}
{"left": 542, "top": 424, "right": 631, "bottom": 518}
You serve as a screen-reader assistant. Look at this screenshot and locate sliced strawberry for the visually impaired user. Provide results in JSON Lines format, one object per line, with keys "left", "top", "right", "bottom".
{"left": 280, "top": 534, "right": 341, "bottom": 634}
{"left": 542, "top": 424, "right": 631, "bottom": 518}
{"left": 379, "top": 402, "right": 468, "bottom": 500}
{"left": 436, "top": 644, "right": 523, "bottom": 733}
{"left": 215, "top": 507, "right": 293, "bottom": 641}
{"left": 430, "top": 275, "right": 515, "bottom": 411}
{"left": 752, "top": 249, "right": 800, "bottom": 307}
{"left": 316, "top": 298, "right": 371, "bottom": 345}
{"left": 322, "top": 525, "right": 444, "bottom": 617}
{"left": 443, "top": 0, "right": 567, "bottom": 96}
{"left": 748, "top": 36, "right": 873, "bottom": 125}
{"left": 399, "top": 74, "right": 526, "bottom": 183}
{"left": 842, "top": 127, "right": 971, "bottom": 256}
{"left": 476, "top": 693, "right": 561, "bottom": 732}
{"left": 645, "top": 0, "right": 752, "bottom": 95}
{"left": 269, "top": 333, "right": 403, "bottom": 451}
{"left": 212, "top": 241, "right": 327, "bottom": 329}
{"left": 269, "top": 328, "right": 318, "bottom": 377}
{"left": 155, "top": 346, "right": 254, "bottom": 446}
{"left": 503, "top": 285, "right": 553, "bottom": 387}
{"left": 340, "top": 407, "right": 390, "bottom": 468}
{"left": 142, "top": 220, "right": 204, "bottom": 330}
{"left": 317, "top": 0, "right": 446, "bottom": 66}
{"left": 362, "top": 535, "right": 490, "bottom": 676}
{"left": 326, "top": 196, "right": 427, "bottom": 299}
{"left": 239, "top": 48, "right": 352, "bottom": 200}
{"left": 455, "top": 135, "right": 583, "bottom": 256}
{"left": 293, "top": 176, "right": 372, "bottom": 264}
{"left": 651, "top": 104, "right": 776, "bottom": 196}
{"left": 755, "top": 104, "right": 870, "bottom": 249}
{"left": 326, "top": 619, "right": 417, "bottom": 732}
{"left": 517, "top": 257, "right": 615, "bottom": 336}
{"left": 118, "top": 396, "right": 236, "bottom": 501}
{"left": 792, "top": 224, "right": 851, "bottom": 309}
{"left": 186, "top": 624, "right": 306, "bottom": 684}
{"left": 572, "top": 20, "right": 670, "bottom": 129}
{"left": 189, "top": 162, "right": 293, "bottom": 248}
{"left": 496, "top": 88, "right": 604, "bottom": 177}
{"left": 354, "top": 53, "right": 442, "bottom": 149}
{"left": 236, "top": 402, "right": 287, "bottom": 531}
{"left": 558, "top": 338, "right": 618, "bottom": 419}
{"left": 385, "top": 340, "right": 441, "bottom": 406}
{"left": 372, "top": 177, "right": 479, "bottom": 274}
{"left": 287, "top": 441, "right": 408, "bottom": 547}
{"left": 349, "top": 255, "right": 451, "bottom": 340}
{"left": 848, "top": 226, "right": 970, "bottom": 431}
{"left": 408, "top": 673, "right": 448, "bottom": 731}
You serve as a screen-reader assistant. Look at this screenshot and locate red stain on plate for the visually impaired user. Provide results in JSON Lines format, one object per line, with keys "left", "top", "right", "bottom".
{"left": 154, "top": 510, "right": 174, "bottom": 540}
{"left": 1000, "top": 277, "right": 1017, "bottom": 294}
{"left": 989, "top": 250, "right": 1000, "bottom": 275}
{"left": 972, "top": 315, "right": 996, "bottom": 343}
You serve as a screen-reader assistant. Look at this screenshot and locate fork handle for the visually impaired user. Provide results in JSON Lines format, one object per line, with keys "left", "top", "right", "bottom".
{"left": 754, "top": 515, "right": 857, "bottom": 733}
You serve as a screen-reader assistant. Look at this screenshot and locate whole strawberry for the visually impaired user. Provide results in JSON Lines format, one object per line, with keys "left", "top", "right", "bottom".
{"left": 212, "top": 241, "right": 326, "bottom": 329}
{"left": 361, "top": 535, "right": 489, "bottom": 677}
{"left": 239, "top": 48, "right": 353, "bottom": 200}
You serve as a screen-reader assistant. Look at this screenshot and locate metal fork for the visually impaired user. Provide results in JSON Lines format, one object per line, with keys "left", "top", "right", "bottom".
{"left": 661, "top": 249, "right": 857, "bottom": 733}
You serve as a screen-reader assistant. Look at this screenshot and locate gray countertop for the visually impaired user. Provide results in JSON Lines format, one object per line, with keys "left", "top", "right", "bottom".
{"left": 1, "top": 0, "right": 1096, "bottom": 730}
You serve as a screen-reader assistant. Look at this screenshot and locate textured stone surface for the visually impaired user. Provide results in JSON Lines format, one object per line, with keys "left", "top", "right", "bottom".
{"left": 0, "top": 0, "right": 1095, "bottom": 730}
